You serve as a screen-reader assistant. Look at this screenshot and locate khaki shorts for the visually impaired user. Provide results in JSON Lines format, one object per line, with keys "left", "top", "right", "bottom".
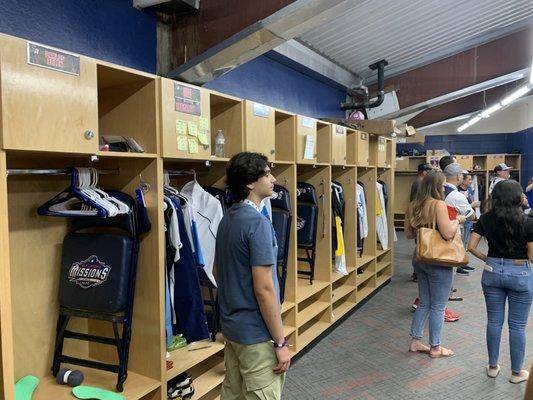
{"left": 220, "top": 339, "right": 285, "bottom": 400}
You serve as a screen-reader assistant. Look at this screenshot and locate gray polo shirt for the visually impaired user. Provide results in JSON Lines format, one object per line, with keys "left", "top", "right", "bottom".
{"left": 216, "top": 202, "right": 279, "bottom": 345}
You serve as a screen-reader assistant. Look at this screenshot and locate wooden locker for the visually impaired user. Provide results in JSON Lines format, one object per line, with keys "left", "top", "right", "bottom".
{"left": 356, "top": 131, "right": 370, "bottom": 166}
{"left": 244, "top": 101, "right": 275, "bottom": 158}
{"left": 331, "top": 125, "right": 347, "bottom": 165}
{"left": 0, "top": 35, "right": 98, "bottom": 154}
{"left": 296, "top": 116, "right": 316, "bottom": 164}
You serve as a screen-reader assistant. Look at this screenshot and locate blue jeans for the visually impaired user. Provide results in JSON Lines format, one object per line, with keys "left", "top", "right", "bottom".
{"left": 482, "top": 258, "right": 533, "bottom": 373}
{"left": 462, "top": 220, "right": 473, "bottom": 249}
{"left": 410, "top": 261, "right": 454, "bottom": 347}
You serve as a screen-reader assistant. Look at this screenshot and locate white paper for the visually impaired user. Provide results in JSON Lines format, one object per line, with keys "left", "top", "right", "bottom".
{"left": 303, "top": 134, "right": 315, "bottom": 160}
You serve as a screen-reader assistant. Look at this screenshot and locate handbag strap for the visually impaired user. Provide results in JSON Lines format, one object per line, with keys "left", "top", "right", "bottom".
{"left": 421, "top": 199, "right": 438, "bottom": 230}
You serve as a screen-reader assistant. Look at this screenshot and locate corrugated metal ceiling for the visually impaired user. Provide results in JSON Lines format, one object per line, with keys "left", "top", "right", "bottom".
{"left": 299, "top": 0, "right": 533, "bottom": 82}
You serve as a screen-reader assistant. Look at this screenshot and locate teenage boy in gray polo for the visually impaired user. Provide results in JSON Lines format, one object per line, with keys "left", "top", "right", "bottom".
{"left": 216, "top": 152, "right": 290, "bottom": 400}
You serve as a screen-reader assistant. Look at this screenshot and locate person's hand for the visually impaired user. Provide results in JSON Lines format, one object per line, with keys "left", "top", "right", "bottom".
{"left": 273, "top": 346, "right": 291, "bottom": 374}
{"left": 457, "top": 215, "right": 466, "bottom": 224}
{"left": 471, "top": 201, "right": 481, "bottom": 208}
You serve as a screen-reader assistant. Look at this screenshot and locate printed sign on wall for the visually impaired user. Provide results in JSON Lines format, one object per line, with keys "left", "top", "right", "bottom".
{"left": 174, "top": 83, "right": 201, "bottom": 115}
{"left": 27, "top": 42, "right": 80, "bottom": 75}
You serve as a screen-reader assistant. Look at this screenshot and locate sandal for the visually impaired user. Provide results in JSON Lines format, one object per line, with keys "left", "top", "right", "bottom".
{"left": 429, "top": 347, "right": 454, "bottom": 358}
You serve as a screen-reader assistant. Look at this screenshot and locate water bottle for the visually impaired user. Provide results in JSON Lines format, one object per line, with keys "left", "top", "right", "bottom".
{"left": 215, "top": 129, "right": 226, "bottom": 158}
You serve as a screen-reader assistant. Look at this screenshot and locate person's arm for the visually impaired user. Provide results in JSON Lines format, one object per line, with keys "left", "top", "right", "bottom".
{"left": 435, "top": 201, "right": 459, "bottom": 240}
{"left": 527, "top": 242, "right": 533, "bottom": 263}
{"left": 525, "top": 182, "right": 533, "bottom": 193}
{"left": 468, "top": 232, "right": 487, "bottom": 262}
{"left": 252, "top": 267, "right": 290, "bottom": 374}
{"left": 470, "top": 200, "right": 481, "bottom": 208}
{"left": 404, "top": 205, "right": 415, "bottom": 240}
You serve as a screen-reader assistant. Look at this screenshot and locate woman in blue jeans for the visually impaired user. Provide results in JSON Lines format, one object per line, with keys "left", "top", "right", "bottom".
{"left": 405, "top": 171, "right": 464, "bottom": 358}
{"left": 468, "top": 180, "right": 533, "bottom": 384}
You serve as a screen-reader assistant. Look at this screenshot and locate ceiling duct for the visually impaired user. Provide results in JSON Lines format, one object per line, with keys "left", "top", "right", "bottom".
{"left": 167, "top": 0, "right": 354, "bottom": 84}
{"left": 341, "top": 59, "right": 388, "bottom": 111}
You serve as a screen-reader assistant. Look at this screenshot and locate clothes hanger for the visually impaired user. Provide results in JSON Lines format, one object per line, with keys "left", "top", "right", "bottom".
{"left": 88, "top": 168, "right": 130, "bottom": 214}
{"left": 77, "top": 168, "right": 119, "bottom": 217}
{"left": 37, "top": 168, "right": 108, "bottom": 217}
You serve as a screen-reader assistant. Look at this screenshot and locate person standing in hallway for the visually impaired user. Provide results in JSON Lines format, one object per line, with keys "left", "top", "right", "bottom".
{"left": 405, "top": 171, "right": 465, "bottom": 357}
{"left": 410, "top": 162, "right": 434, "bottom": 282}
{"left": 216, "top": 152, "right": 290, "bottom": 400}
{"left": 488, "top": 163, "right": 511, "bottom": 195}
{"left": 457, "top": 172, "right": 481, "bottom": 271}
{"left": 468, "top": 180, "right": 533, "bottom": 384}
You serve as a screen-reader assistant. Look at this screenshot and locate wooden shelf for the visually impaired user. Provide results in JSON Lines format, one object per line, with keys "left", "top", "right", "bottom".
{"left": 297, "top": 279, "right": 329, "bottom": 303}
{"left": 332, "top": 300, "right": 356, "bottom": 321}
{"left": 332, "top": 265, "right": 356, "bottom": 283}
{"left": 95, "top": 151, "right": 158, "bottom": 159}
{"left": 376, "top": 248, "right": 391, "bottom": 257}
{"left": 297, "top": 301, "right": 330, "bottom": 326}
{"left": 376, "top": 261, "right": 391, "bottom": 273}
{"left": 332, "top": 284, "right": 356, "bottom": 301}
{"left": 31, "top": 368, "right": 160, "bottom": 400}
{"left": 377, "top": 274, "right": 390, "bottom": 287}
{"left": 356, "top": 254, "right": 374, "bottom": 267}
{"left": 281, "top": 301, "right": 295, "bottom": 314}
{"left": 357, "top": 269, "right": 374, "bottom": 285}
{"left": 194, "top": 361, "right": 225, "bottom": 399}
{"left": 357, "top": 285, "right": 374, "bottom": 303}
{"left": 284, "top": 325, "right": 296, "bottom": 336}
{"left": 298, "top": 321, "right": 330, "bottom": 349}
{"left": 167, "top": 339, "right": 225, "bottom": 380}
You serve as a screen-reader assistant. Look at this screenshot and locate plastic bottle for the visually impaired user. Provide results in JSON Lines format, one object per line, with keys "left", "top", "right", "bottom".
{"left": 215, "top": 129, "right": 226, "bottom": 157}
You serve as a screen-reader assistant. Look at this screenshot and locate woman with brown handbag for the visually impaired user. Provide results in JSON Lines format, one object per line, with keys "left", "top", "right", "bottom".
{"left": 405, "top": 171, "right": 466, "bottom": 357}
{"left": 468, "top": 180, "right": 533, "bottom": 384}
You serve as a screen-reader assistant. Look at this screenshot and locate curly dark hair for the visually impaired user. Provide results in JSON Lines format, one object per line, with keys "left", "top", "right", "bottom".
{"left": 226, "top": 152, "right": 269, "bottom": 202}
{"left": 487, "top": 179, "right": 526, "bottom": 251}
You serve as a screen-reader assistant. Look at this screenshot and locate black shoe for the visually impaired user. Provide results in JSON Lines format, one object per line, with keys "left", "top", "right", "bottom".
{"left": 412, "top": 272, "right": 417, "bottom": 282}
{"left": 456, "top": 267, "right": 469, "bottom": 275}
{"left": 462, "top": 266, "right": 475, "bottom": 271}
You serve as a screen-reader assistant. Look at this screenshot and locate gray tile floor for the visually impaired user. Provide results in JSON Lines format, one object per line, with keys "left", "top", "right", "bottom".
{"left": 283, "top": 233, "right": 531, "bottom": 399}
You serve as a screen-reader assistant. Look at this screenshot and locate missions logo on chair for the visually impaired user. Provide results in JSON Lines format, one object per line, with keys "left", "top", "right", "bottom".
{"left": 68, "top": 255, "right": 111, "bottom": 289}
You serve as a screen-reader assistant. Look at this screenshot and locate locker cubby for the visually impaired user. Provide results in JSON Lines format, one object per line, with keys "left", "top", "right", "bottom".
{"left": 296, "top": 165, "right": 331, "bottom": 302}
{"left": 282, "top": 304, "right": 297, "bottom": 337}
{"left": 376, "top": 264, "right": 392, "bottom": 287}
{"left": 369, "top": 135, "right": 389, "bottom": 168}
{"left": 97, "top": 64, "right": 158, "bottom": 155}
{"left": 376, "top": 251, "right": 392, "bottom": 275}
{"left": 209, "top": 92, "right": 244, "bottom": 160}
{"left": 296, "top": 307, "right": 331, "bottom": 352}
{"left": 185, "top": 350, "right": 224, "bottom": 400}
{"left": 332, "top": 289, "right": 356, "bottom": 322}
{"left": 331, "top": 166, "right": 357, "bottom": 278}
{"left": 296, "top": 115, "right": 317, "bottom": 164}
{"left": 505, "top": 154, "right": 521, "bottom": 171}
{"left": 316, "top": 121, "right": 332, "bottom": 164}
{"left": 331, "top": 272, "right": 356, "bottom": 304}
{"left": 296, "top": 287, "right": 331, "bottom": 327}
{"left": 244, "top": 100, "right": 275, "bottom": 158}
{"left": 356, "top": 259, "right": 375, "bottom": 286}
{"left": 2, "top": 152, "right": 163, "bottom": 400}
{"left": 472, "top": 155, "right": 487, "bottom": 170}
{"left": 355, "top": 131, "right": 370, "bottom": 166}
{"left": 356, "top": 167, "right": 377, "bottom": 267}
{"left": 376, "top": 168, "right": 393, "bottom": 255}
{"left": 270, "top": 163, "right": 297, "bottom": 305}
{"left": 357, "top": 263, "right": 377, "bottom": 304}
{"left": 274, "top": 110, "right": 296, "bottom": 163}
{"left": 346, "top": 128, "right": 357, "bottom": 165}
{"left": 160, "top": 78, "right": 211, "bottom": 160}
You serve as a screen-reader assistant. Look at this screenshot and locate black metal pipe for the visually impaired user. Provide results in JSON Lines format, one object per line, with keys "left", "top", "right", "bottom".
{"left": 341, "top": 59, "right": 388, "bottom": 111}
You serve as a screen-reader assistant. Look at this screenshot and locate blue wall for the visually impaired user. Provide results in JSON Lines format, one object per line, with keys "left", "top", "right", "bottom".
{"left": 398, "top": 130, "right": 533, "bottom": 187}
{"left": 205, "top": 53, "right": 346, "bottom": 119}
{"left": 0, "top": 0, "right": 157, "bottom": 73}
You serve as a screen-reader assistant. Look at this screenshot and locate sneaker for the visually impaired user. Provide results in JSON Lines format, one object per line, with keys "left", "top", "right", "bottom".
{"left": 486, "top": 365, "right": 500, "bottom": 378}
{"left": 444, "top": 308, "right": 460, "bottom": 322}
{"left": 412, "top": 272, "right": 417, "bottom": 282}
{"left": 456, "top": 267, "right": 469, "bottom": 275}
{"left": 411, "top": 298, "right": 420, "bottom": 312}
{"left": 167, "top": 335, "right": 187, "bottom": 352}
{"left": 462, "top": 266, "right": 475, "bottom": 271}
{"left": 509, "top": 370, "right": 529, "bottom": 384}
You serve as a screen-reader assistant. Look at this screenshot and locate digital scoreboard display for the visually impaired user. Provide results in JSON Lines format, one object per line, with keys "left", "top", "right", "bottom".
{"left": 174, "top": 83, "right": 201, "bottom": 115}
{"left": 27, "top": 42, "right": 80, "bottom": 75}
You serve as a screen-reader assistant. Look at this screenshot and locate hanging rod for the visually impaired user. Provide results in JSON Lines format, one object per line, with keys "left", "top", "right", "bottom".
{"left": 165, "top": 170, "right": 196, "bottom": 176}
{"left": 6, "top": 168, "right": 120, "bottom": 176}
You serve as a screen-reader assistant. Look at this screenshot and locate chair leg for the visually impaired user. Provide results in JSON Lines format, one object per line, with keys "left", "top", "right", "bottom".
{"left": 51, "top": 314, "right": 70, "bottom": 376}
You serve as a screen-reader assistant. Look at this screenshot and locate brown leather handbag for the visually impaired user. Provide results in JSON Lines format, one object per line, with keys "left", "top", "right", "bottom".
{"left": 415, "top": 200, "right": 468, "bottom": 267}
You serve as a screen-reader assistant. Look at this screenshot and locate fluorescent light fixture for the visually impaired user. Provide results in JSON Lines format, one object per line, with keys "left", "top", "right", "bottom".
{"left": 457, "top": 122, "right": 470, "bottom": 132}
{"left": 481, "top": 103, "right": 502, "bottom": 118}
{"left": 501, "top": 85, "right": 530, "bottom": 106}
{"left": 469, "top": 115, "right": 482, "bottom": 125}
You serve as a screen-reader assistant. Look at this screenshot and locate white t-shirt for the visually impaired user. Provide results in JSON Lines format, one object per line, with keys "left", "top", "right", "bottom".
{"left": 444, "top": 182, "right": 475, "bottom": 218}
{"left": 488, "top": 177, "right": 506, "bottom": 195}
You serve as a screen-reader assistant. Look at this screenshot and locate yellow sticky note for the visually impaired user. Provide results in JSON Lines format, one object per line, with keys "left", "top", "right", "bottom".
{"left": 198, "top": 131, "right": 209, "bottom": 145}
{"left": 177, "top": 135, "right": 188, "bottom": 151}
{"left": 188, "top": 138, "right": 199, "bottom": 154}
{"left": 176, "top": 119, "right": 187, "bottom": 135}
{"left": 199, "top": 116, "right": 209, "bottom": 131}
{"left": 187, "top": 121, "right": 198, "bottom": 137}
